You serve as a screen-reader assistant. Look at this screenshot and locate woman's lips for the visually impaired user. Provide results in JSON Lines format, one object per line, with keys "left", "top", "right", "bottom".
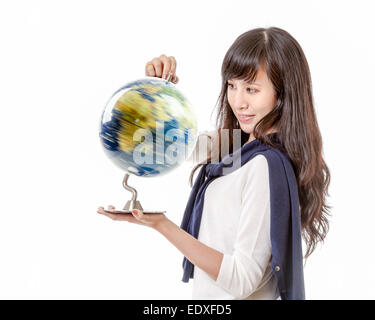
{"left": 238, "top": 114, "right": 255, "bottom": 122}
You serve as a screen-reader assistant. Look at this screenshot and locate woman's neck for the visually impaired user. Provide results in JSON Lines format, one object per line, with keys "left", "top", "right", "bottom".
{"left": 246, "top": 133, "right": 256, "bottom": 144}
{"left": 245, "top": 128, "right": 278, "bottom": 145}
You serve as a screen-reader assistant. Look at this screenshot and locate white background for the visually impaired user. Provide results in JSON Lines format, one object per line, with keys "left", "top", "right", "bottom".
{"left": 0, "top": 0, "right": 374, "bottom": 299}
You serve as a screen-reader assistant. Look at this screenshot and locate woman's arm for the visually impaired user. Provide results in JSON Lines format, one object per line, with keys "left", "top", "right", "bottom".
{"left": 154, "top": 217, "right": 224, "bottom": 281}
{"left": 97, "top": 206, "right": 224, "bottom": 281}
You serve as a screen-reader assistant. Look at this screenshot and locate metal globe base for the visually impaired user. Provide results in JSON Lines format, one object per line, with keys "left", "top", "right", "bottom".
{"left": 103, "top": 173, "right": 166, "bottom": 214}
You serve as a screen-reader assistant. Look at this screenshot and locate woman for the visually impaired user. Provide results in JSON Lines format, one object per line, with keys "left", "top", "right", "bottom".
{"left": 97, "top": 27, "right": 331, "bottom": 300}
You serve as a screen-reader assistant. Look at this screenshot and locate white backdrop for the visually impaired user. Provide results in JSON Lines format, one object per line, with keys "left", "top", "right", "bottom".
{"left": 1, "top": 0, "right": 374, "bottom": 299}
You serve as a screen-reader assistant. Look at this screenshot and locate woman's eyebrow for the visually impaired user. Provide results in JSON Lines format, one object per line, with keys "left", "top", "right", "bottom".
{"left": 228, "top": 79, "right": 262, "bottom": 86}
{"left": 244, "top": 79, "right": 262, "bottom": 85}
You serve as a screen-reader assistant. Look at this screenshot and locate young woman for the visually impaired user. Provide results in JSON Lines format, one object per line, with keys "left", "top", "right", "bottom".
{"left": 97, "top": 27, "right": 331, "bottom": 300}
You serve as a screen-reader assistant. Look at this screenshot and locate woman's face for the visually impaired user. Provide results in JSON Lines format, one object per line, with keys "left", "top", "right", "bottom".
{"left": 227, "top": 65, "right": 277, "bottom": 136}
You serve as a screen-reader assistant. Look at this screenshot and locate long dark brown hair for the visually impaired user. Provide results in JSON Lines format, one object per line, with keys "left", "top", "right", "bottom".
{"left": 189, "top": 27, "right": 331, "bottom": 260}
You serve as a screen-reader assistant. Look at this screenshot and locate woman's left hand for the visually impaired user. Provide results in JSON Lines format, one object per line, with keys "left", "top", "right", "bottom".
{"left": 97, "top": 205, "right": 167, "bottom": 229}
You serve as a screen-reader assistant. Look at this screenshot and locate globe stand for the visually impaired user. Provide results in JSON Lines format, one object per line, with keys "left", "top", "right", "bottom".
{"left": 103, "top": 173, "right": 166, "bottom": 215}
{"left": 122, "top": 173, "right": 143, "bottom": 212}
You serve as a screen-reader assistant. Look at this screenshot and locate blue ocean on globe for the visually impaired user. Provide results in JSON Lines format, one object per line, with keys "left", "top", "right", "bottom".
{"left": 99, "top": 77, "right": 198, "bottom": 177}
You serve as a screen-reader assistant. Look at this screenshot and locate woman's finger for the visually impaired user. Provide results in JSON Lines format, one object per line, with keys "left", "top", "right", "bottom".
{"left": 98, "top": 209, "right": 114, "bottom": 219}
{"left": 97, "top": 206, "right": 105, "bottom": 214}
{"left": 172, "top": 75, "right": 179, "bottom": 84}
{"left": 169, "top": 56, "right": 177, "bottom": 78}
{"left": 151, "top": 58, "right": 163, "bottom": 78}
{"left": 131, "top": 209, "right": 143, "bottom": 221}
{"left": 159, "top": 54, "right": 171, "bottom": 80}
{"left": 145, "top": 62, "right": 155, "bottom": 76}
{"left": 100, "top": 210, "right": 131, "bottom": 222}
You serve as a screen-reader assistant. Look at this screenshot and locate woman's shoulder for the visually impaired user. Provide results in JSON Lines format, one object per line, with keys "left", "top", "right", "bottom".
{"left": 240, "top": 154, "right": 271, "bottom": 203}
{"left": 244, "top": 150, "right": 293, "bottom": 187}
{"left": 241, "top": 154, "right": 269, "bottom": 176}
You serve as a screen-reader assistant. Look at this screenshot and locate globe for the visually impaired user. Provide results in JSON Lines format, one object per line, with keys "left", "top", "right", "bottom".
{"left": 99, "top": 77, "right": 198, "bottom": 177}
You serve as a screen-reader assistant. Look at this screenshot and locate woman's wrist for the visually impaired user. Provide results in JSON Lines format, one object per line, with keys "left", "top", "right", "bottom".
{"left": 153, "top": 214, "right": 171, "bottom": 232}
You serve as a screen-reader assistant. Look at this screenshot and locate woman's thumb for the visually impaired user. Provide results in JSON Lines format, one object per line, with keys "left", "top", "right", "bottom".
{"left": 132, "top": 209, "right": 142, "bottom": 218}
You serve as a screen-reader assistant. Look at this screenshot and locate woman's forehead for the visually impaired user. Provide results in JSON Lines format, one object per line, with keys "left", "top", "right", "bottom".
{"left": 229, "top": 67, "right": 269, "bottom": 85}
{"left": 228, "top": 64, "right": 268, "bottom": 82}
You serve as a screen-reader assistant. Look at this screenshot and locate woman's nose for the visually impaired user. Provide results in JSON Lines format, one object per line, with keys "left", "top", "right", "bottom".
{"left": 233, "top": 91, "right": 249, "bottom": 110}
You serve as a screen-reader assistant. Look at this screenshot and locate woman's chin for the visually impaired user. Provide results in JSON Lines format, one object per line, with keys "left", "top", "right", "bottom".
{"left": 239, "top": 125, "right": 252, "bottom": 134}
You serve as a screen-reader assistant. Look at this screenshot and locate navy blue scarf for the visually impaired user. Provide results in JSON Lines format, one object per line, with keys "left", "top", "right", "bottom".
{"left": 180, "top": 133, "right": 305, "bottom": 300}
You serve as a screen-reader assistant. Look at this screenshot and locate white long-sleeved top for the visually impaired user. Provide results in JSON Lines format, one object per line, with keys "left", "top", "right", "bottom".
{"left": 188, "top": 131, "right": 280, "bottom": 300}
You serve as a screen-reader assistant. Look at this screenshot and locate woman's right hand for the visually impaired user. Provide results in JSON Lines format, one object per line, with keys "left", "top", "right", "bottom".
{"left": 145, "top": 54, "right": 179, "bottom": 84}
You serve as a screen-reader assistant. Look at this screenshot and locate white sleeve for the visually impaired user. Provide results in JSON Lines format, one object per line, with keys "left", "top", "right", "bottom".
{"left": 214, "top": 154, "right": 272, "bottom": 299}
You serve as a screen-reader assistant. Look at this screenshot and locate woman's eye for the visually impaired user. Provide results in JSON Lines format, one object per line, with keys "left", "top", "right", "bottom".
{"left": 227, "top": 83, "right": 257, "bottom": 93}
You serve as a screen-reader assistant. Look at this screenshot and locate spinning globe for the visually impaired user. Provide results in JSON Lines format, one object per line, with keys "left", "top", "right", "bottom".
{"left": 99, "top": 77, "right": 198, "bottom": 177}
